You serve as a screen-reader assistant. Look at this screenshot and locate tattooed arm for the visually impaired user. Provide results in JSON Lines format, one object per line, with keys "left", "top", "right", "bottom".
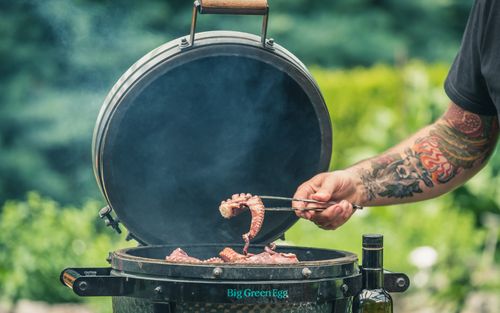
{"left": 353, "top": 103, "right": 498, "bottom": 205}
{"left": 293, "top": 103, "right": 498, "bottom": 229}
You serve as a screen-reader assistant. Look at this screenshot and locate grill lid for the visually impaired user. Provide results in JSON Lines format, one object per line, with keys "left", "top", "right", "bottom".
{"left": 93, "top": 31, "right": 331, "bottom": 245}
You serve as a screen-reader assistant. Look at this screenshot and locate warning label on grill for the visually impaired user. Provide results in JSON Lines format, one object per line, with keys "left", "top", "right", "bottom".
{"left": 227, "top": 288, "right": 289, "bottom": 300}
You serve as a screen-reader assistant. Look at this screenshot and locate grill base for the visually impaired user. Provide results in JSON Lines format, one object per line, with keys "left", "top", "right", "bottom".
{"left": 112, "top": 296, "right": 353, "bottom": 313}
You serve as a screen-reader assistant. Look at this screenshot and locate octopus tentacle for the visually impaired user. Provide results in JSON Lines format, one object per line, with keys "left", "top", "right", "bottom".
{"left": 241, "top": 196, "right": 265, "bottom": 254}
{"left": 219, "top": 193, "right": 265, "bottom": 255}
{"left": 264, "top": 243, "right": 277, "bottom": 254}
{"left": 219, "top": 247, "right": 248, "bottom": 262}
{"left": 165, "top": 248, "right": 202, "bottom": 263}
{"left": 165, "top": 246, "right": 298, "bottom": 264}
{"left": 202, "top": 257, "right": 224, "bottom": 263}
{"left": 219, "top": 193, "right": 252, "bottom": 218}
{"left": 166, "top": 249, "right": 225, "bottom": 264}
{"left": 269, "top": 253, "right": 299, "bottom": 264}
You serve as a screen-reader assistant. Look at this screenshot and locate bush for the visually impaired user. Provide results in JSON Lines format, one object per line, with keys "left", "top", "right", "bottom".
{"left": 0, "top": 192, "right": 124, "bottom": 304}
{"left": 310, "top": 62, "right": 451, "bottom": 169}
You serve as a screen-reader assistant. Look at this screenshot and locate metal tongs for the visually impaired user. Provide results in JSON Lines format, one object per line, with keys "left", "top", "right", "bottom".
{"left": 259, "top": 195, "right": 363, "bottom": 212}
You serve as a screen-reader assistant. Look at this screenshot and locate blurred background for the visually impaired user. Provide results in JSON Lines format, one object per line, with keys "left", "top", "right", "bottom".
{"left": 0, "top": 0, "right": 498, "bottom": 312}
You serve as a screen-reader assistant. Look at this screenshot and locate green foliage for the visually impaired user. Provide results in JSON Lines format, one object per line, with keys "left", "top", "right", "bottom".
{"left": 0, "top": 192, "right": 124, "bottom": 304}
{"left": 311, "top": 62, "right": 451, "bottom": 169}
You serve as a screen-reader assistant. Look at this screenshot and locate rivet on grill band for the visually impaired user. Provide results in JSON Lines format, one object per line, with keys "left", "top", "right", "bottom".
{"left": 212, "top": 267, "right": 223, "bottom": 277}
{"left": 154, "top": 286, "right": 163, "bottom": 294}
{"left": 302, "top": 267, "right": 312, "bottom": 278}
{"left": 341, "top": 284, "right": 349, "bottom": 295}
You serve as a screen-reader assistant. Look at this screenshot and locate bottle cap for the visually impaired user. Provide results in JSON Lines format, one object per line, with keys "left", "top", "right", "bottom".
{"left": 363, "top": 234, "right": 383, "bottom": 248}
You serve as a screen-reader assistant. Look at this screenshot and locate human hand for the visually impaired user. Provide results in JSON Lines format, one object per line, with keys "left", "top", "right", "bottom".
{"left": 292, "top": 170, "right": 365, "bottom": 230}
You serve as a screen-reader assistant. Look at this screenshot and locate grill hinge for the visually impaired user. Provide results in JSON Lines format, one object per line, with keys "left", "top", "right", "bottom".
{"left": 99, "top": 206, "right": 122, "bottom": 235}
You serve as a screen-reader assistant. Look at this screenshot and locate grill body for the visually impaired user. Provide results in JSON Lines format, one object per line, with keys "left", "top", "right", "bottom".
{"left": 64, "top": 244, "right": 366, "bottom": 313}
{"left": 61, "top": 245, "right": 409, "bottom": 313}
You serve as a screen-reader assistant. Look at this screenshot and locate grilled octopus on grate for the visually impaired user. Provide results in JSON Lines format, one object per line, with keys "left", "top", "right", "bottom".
{"left": 219, "top": 247, "right": 250, "bottom": 262}
{"left": 164, "top": 194, "right": 298, "bottom": 264}
{"left": 219, "top": 193, "right": 265, "bottom": 254}
{"left": 219, "top": 246, "right": 299, "bottom": 264}
{"left": 165, "top": 245, "right": 298, "bottom": 264}
{"left": 165, "top": 248, "right": 224, "bottom": 264}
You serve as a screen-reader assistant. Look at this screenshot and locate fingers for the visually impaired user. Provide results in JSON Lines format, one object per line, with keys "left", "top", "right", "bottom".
{"left": 293, "top": 172, "right": 348, "bottom": 221}
{"left": 293, "top": 173, "right": 333, "bottom": 220}
{"left": 293, "top": 182, "right": 317, "bottom": 220}
{"left": 311, "top": 174, "right": 339, "bottom": 202}
{"left": 292, "top": 182, "right": 315, "bottom": 208}
{"left": 310, "top": 200, "right": 355, "bottom": 230}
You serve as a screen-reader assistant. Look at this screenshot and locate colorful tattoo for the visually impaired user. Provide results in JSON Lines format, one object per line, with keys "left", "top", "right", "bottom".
{"left": 360, "top": 105, "right": 498, "bottom": 200}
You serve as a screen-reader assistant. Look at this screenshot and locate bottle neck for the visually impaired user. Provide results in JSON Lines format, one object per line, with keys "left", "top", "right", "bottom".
{"left": 362, "top": 247, "right": 384, "bottom": 289}
{"left": 363, "top": 268, "right": 383, "bottom": 289}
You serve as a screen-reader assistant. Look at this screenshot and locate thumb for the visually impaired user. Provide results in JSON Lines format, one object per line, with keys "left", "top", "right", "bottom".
{"left": 311, "top": 175, "right": 339, "bottom": 202}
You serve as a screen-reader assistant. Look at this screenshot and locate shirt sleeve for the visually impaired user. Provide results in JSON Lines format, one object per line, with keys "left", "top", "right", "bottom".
{"left": 444, "top": 0, "right": 497, "bottom": 116}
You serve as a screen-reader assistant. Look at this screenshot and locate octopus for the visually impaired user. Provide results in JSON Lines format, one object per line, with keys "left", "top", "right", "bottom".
{"left": 219, "top": 193, "right": 265, "bottom": 254}
{"left": 163, "top": 193, "right": 299, "bottom": 264}
{"left": 219, "top": 247, "right": 248, "bottom": 262}
{"left": 165, "top": 244, "right": 298, "bottom": 264}
{"left": 165, "top": 248, "right": 224, "bottom": 264}
{"left": 219, "top": 246, "right": 298, "bottom": 264}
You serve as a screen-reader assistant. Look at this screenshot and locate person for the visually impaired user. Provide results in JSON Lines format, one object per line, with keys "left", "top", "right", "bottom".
{"left": 293, "top": 0, "right": 499, "bottom": 230}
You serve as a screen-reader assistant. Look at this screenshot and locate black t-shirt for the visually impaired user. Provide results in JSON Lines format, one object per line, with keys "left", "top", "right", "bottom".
{"left": 445, "top": 0, "right": 500, "bottom": 121}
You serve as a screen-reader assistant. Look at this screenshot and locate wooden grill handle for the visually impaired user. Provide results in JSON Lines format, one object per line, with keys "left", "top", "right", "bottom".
{"left": 199, "top": 0, "right": 268, "bottom": 15}
{"left": 188, "top": 0, "right": 270, "bottom": 47}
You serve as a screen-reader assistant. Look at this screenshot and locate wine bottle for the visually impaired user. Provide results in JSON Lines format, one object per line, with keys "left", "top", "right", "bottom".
{"left": 353, "top": 234, "right": 393, "bottom": 313}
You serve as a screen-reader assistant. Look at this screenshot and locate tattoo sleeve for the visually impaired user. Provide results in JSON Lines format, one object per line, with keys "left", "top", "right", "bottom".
{"left": 358, "top": 103, "right": 499, "bottom": 201}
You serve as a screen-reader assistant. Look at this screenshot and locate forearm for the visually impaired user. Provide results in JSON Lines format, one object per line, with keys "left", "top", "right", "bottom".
{"left": 347, "top": 103, "right": 499, "bottom": 206}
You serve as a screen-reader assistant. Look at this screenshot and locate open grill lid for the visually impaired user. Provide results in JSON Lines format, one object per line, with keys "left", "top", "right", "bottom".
{"left": 93, "top": 27, "right": 331, "bottom": 246}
